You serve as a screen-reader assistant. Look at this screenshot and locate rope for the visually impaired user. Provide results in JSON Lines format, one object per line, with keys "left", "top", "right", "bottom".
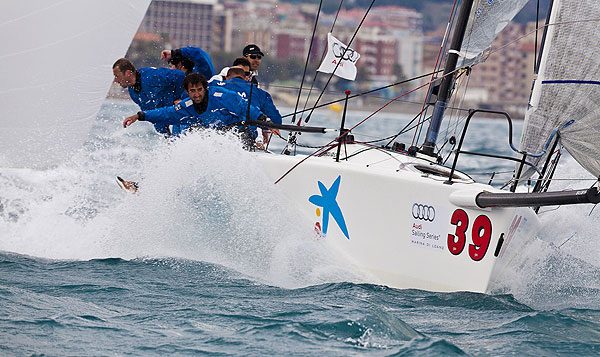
{"left": 299, "top": 0, "right": 345, "bottom": 121}
{"left": 292, "top": 0, "right": 323, "bottom": 124}
{"left": 487, "top": 17, "right": 600, "bottom": 59}
{"left": 304, "top": 0, "right": 376, "bottom": 124}
{"left": 534, "top": 0, "right": 540, "bottom": 69}
{"left": 271, "top": 13, "right": 600, "bottom": 174}
{"left": 280, "top": 69, "right": 444, "bottom": 119}
{"left": 275, "top": 76, "right": 437, "bottom": 184}
{"left": 385, "top": 110, "right": 428, "bottom": 148}
{"left": 411, "top": 0, "right": 459, "bottom": 147}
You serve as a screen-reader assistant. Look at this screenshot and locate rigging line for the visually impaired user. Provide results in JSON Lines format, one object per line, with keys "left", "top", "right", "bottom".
{"left": 272, "top": 132, "right": 330, "bottom": 149}
{"left": 385, "top": 123, "right": 426, "bottom": 150}
{"left": 280, "top": 69, "right": 444, "bottom": 119}
{"left": 357, "top": 134, "right": 397, "bottom": 144}
{"left": 269, "top": 82, "right": 425, "bottom": 104}
{"left": 343, "top": 144, "right": 402, "bottom": 162}
{"left": 401, "top": 116, "right": 432, "bottom": 137}
{"left": 385, "top": 100, "right": 474, "bottom": 146}
{"left": 530, "top": 177, "right": 599, "bottom": 182}
{"left": 398, "top": 15, "right": 600, "bottom": 127}
{"left": 398, "top": 18, "right": 600, "bottom": 145}
{"left": 233, "top": 79, "right": 455, "bottom": 111}
{"left": 348, "top": 131, "right": 394, "bottom": 140}
{"left": 275, "top": 78, "right": 434, "bottom": 184}
{"left": 438, "top": 69, "right": 466, "bottom": 152}
{"left": 534, "top": 0, "right": 540, "bottom": 70}
{"left": 278, "top": 62, "right": 468, "bottom": 182}
{"left": 423, "top": 68, "right": 467, "bottom": 152}
{"left": 470, "top": 171, "right": 515, "bottom": 176}
{"left": 444, "top": 77, "right": 460, "bottom": 145}
{"left": 424, "top": 0, "right": 476, "bottom": 151}
{"left": 446, "top": 70, "right": 471, "bottom": 149}
{"left": 291, "top": 0, "right": 324, "bottom": 124}
{"left": 557, "top": 233, "right": 576, "bottom": 248}
{"left": 449, "top": 77, "right": 465, "bottom": 140}
{"left": 385, "top": 104, "right": 457, "bottom": 148}
{"left": 486, "top": 17, "right": 600, "bottom": 60}
{"left": 304, "top": 0, "right": 376, "bottom": 124}
{"left": 411, "top": 0, "right": 459, "bottom": 147}
{"left": 542, "top": 80, "right": 600, "bottom": 85}
{"left": 403, "top": 18, "right": 600, "bottom": 149}
{"left": 299, "top": 0, "right": 345, "bottom": 118}
{"left": 385, "top": 110, "right": 427, "bottom": 148}
{"left": 537, "top": 206, "right": 561, "bottom": 214}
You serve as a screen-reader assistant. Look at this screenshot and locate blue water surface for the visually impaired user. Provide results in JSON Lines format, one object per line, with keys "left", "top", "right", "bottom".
{"left": 2, "top": 252, "right": 600, "bottom": 356}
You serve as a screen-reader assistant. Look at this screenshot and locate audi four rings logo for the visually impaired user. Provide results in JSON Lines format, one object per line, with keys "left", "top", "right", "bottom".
{"left": 412, "top": 203, "right": 435, "bottom": 221}
{"left": 332, "top": 43, "right": 359, "bottom": 63}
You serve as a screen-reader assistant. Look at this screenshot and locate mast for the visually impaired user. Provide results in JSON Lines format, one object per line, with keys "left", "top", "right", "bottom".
{"left": 422, "top": 0, "right": 474, "bottom": 156}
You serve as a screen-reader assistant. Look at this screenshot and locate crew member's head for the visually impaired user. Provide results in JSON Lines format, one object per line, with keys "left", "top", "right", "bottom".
{"left": 231, "top": 58, "right": 251, "bottom": 78}
{"left": 182, "top": 73, "right": 208, "bottom": 104}
{"left": 169, "top": 56, "right": 195, "bottom": 74}
{"left": 225, "top": 67, "right": 250, "bottom": 81}
{"left": 242, "top": 44, "right": 264, "bottom": 71}
{"left": 112, "top": 58, "right": 137, "bottom": 88}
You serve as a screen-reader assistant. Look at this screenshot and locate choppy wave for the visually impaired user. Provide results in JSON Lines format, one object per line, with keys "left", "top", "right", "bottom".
{"left": 2, "top": 253, "right": 600, "bottom": 355}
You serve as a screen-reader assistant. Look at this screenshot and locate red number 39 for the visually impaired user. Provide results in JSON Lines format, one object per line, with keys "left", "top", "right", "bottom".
{"left": 448, "top": 209, "right": 492, "bottom": 261}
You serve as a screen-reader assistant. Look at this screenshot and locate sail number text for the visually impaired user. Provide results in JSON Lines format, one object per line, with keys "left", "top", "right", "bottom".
{"left": 447, "top": 209, "right": 492, "bottom": 261}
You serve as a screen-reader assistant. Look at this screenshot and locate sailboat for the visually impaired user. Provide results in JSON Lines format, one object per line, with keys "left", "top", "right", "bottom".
{"left": 246, "top": 0, "right": 600, "bottom": 292}
{"left": 2, "top": 0, "right": 598, "bottom": 294}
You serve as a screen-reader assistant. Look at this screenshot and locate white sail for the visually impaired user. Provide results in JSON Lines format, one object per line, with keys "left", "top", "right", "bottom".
{"left": 520, "top": 0, "right": 600, "bottom": 179}
{"left": 460, "top": 0, "right": 529, "bottom": 60}
{"left": 0, "top": 0, "right": 151, "bottom": 168}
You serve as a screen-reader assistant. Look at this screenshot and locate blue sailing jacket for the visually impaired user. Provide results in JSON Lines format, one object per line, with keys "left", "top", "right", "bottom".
{"left": 177, "top": 47, "right": 216, "bottom": 80}
{"left": 141, "top": 86, "right": 264, "bottom": 138}
{"left": 128, "top": 67, "right": 185, "bottom": 134}
{"left": 212, "top": 78, "right": 282, "bottom": 125}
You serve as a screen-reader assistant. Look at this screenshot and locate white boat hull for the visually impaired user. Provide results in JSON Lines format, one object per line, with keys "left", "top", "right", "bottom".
{"left": 255, "top": 143, "right": 539, "bottom": 293}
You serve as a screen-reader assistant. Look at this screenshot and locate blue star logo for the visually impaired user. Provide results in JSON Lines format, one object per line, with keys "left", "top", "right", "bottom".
{"left": 309, "top": 175, "right": 349, "bottom": 239}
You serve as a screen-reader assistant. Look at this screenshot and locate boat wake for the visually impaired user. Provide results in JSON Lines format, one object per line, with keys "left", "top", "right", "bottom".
{"left": 1, "top": 113, "right": 599, "bottom": 301}
{"left": 0, "top": 130, "right": 359, "bottom": 289}
{"left": 489, "top": 157, "right": 600, "bottom": 309}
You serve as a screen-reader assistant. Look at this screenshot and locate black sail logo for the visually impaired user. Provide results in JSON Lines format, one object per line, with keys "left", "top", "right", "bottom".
{"left": 412, "top": 203, "right": 435, "bottom": 222}
{"left": 332, "top": 43, "right": 359, "bottom": 63}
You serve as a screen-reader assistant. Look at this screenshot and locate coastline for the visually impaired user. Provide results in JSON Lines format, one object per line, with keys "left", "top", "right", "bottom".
{"left": 106, "top": 83, "right": 527, "bottom": 120}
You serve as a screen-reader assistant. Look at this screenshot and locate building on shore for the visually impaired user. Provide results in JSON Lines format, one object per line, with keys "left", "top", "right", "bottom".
{"left": 130, "top": 0, "right": 542, "bottom": 114}
{"left": 464, "top": 21, "right": 542, "bottom": 118}
{"left": 138, "top": 0, "right": 217, "bottom": 51}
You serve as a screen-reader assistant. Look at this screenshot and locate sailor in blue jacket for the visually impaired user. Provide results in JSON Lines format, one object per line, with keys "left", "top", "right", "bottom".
{"left": 123, "top": 73, "right": 267, "bottom": 149}
{"left": 161, "top": 47, "right": 215, "bottom": 80}
{"left": 112, "top": 58, "right": 185, "bottom": 135}
{"left": 213, "top": 67, "right": 282, "bottom": 144}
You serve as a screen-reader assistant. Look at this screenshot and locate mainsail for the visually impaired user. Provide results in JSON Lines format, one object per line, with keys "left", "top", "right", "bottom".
{"left": 0, "top": 0, "right": 151, "bottom": 168}
{"left": 520, "top": 0, "right": 600, "bottom": 179}
{"left": 460, "top": 0, "right": 529, "bottom": 60}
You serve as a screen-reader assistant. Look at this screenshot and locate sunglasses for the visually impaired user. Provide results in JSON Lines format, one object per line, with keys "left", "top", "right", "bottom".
{"left": 248, "top": 54, "right": 262, "bottom": 60}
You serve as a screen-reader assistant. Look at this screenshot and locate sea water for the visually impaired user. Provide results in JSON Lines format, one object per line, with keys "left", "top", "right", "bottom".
{"left": 1, "top": 101, "right": 599, "bottom": 355}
